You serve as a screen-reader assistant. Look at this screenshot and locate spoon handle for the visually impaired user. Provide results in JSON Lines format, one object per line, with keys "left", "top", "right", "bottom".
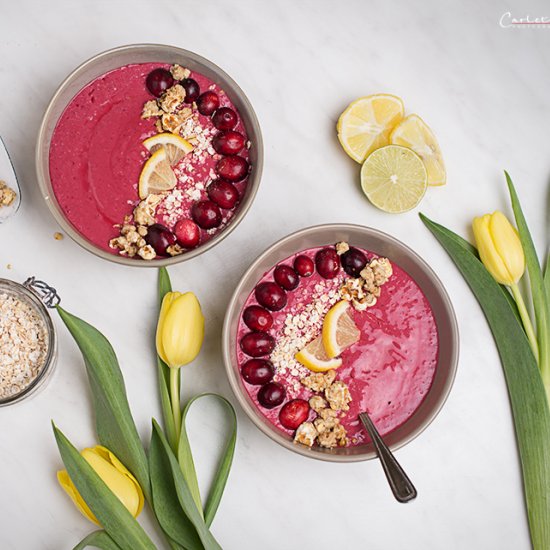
{"left": 359, "top": 412, "right": 417, "bottom": 503}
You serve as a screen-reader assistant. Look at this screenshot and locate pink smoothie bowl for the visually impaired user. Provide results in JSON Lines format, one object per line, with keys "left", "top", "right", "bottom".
{"left": 222, "top": 224, "right": 459, "bottom": 462}
{"left": 35, "top": 44, "right": 263, "bottom": 267}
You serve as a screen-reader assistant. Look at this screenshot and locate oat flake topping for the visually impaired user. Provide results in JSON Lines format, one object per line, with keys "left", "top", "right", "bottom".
{"left": 0, "top": 293, "right": 49, "bottom": 400}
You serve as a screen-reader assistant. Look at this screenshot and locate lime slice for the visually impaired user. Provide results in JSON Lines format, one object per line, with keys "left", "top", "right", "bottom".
{"left": 360, "top": 145, "right": 427, "bottom": 213}
{"left": 390, "top": 115, "right": 446, "bottom": 186}
{"left": 337, "top": 94, "right": 404, "bottom": 163}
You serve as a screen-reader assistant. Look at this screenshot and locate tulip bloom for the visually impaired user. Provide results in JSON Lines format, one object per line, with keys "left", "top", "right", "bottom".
{"left": 473, "top": 211, "right": 538, "bottom": 361}
{"left": 472, "top": 211, "right": 525, "bottom": 285}
{"left": 156, "top": 291, "right": 205, "bottom": 445}
{"left": 156, "top": 292, "right": 205, "bottom": 369}
{"left": 57, "top": 445, "right": 144, "bottom": 525}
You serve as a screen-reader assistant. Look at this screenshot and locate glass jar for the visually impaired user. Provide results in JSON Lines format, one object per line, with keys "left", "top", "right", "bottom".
{"left": 0, "top": 278, "right": 58, "bottom": 406}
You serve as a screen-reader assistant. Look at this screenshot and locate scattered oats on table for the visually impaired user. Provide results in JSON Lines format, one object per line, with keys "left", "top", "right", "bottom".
{"left": 0, "top": 293, "right": 49, "bottom": 400}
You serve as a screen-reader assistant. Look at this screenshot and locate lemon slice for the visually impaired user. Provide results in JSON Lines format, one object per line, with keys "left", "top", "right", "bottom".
{"left": 322, "top": 300, "right": 361, "bottom": 359}
{"left": 138, "top": 148, "right": 177, "bottom": 199}
{"left": 295, "top": 336, "right": 343, "bottom": 372}
{"left": 390, "top": 115, "right": 446, "bottom": 186}
{"left": 143, "top": 133, "right": 193, "bottom": 167}
{"left": 337, "top": 94, "right": 404, "bottom": 163}
{"left": 360, "top": 145, "right": 427, "bottom": 213}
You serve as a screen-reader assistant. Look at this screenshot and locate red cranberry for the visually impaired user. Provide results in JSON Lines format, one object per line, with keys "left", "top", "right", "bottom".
{"left": 341, "top": 247, "right": 367, "bottom": 277}
{"left": 294, "top": 255, "right": 314, "bottom": 277}
{"left": 207, "top": 180, "right": 239, "bottom": 209}
{"left": 145, "top": 223, "right": 176, "bottom": 256}
{"left": 257, "top": 382, "right": 286, "bottom": 409}
{"left": 241, "top": 359, "right": 275, "bottom": 385}
{"left": 146, "top": 68, "right": 174, "bottom": 97}
{"left": 240, "top": 332, "right": 275, "bottom": 357}
{"left": 212, "top": 107, "right": 238, "bottom": 130}
{"left": 243, "top": 305, "right": 273, "bottom": 332}
{"left": 196, "top": 91, "right": 219, "bottom": 115}
{"left": 279, "top": 399, "right": 310, "bottom": 430}
{"left": 255, "top": 282, "right": 287, "bottom": 311}
{"left": 273, "top": 265, "right": 299, "bottom": 291}
{"left": 181, "top": 78, "right": 200, "bottom": 103}
{"left": 191, "top": 200, "right": 222, "bottom": 229}
{"left": 212, "top": 131, "right": 246, "bottom": 156}
{"left": 216, "top": 156, "right": 249, "bottom": 182}
{"left": 315, "top": 248, "right": 340, "bottom": 279}
{"left": 174, "top": 219, "right": 200, "bottom": 249}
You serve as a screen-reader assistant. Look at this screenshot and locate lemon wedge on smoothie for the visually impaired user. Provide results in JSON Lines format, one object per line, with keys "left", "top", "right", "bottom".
{"left": 143, "top": 133, "right": 193, "bottom": 167}
{"left": 360, "top": 145, "right": 427, "bottom": 213}
{"left": 295, "top": 336, "right": 343, "bottom": 372}
{"left": 337, "top": 94, "right": 404, "bottom": 163}
{"left": 390, "top": 115, "right": 446, "bottom": 186}
{"left": 138, "top": 148, "right": 177, "bottom": 199}
{"left": 322, "top": 300, "right": 361, "bottom": 359}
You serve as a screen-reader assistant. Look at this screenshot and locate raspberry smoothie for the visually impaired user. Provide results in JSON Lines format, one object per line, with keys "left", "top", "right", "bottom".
{"left": 236, "top": 243, "right": 439, "bottom": 449}
{"left": 49, "top": 62, "right": 250, "bottom": 260}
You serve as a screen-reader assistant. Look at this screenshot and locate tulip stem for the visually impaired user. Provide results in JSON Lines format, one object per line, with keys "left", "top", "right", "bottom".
{"left": 510, "top": 283, "right": 539, "bottom": 363}
{"left": 170, "top": 368, "right": 182, "bottom": 448}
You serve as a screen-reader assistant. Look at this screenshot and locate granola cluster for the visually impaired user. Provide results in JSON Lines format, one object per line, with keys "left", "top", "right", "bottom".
{"left": 294, "top": 370, "right": 352, "bottom": 449}
{"left": 0, "top": 180, "right": 16, "bottom": 208}
{"left": 109, "top": 223, "right": 155, "bottom": 260}
{"left": 0, "top": 293, "right": 49, "bottom": 400}
{"left": 337, "top": 243, "right": 393, "bottom": 311}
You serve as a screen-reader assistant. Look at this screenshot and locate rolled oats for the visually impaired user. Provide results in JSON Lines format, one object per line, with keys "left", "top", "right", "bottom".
{"left": 0, "top": 180, "right": 16, "bottom": 207}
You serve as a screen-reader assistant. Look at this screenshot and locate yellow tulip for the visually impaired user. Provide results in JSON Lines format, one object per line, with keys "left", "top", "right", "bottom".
{"left": 57, "top": 445, "right": 144, "bottom": 525}
{"left": 156, "top": 291, "right": 205, "bottom": 369}
{"left": 472, "top": 211, "right": 525, "bottom": 285}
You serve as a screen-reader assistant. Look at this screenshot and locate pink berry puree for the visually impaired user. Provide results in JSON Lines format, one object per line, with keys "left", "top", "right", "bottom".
{"left": 49, "top": 62, "right": 250, "bottom": 257}
{"left": 236, "top": 245, "right": 439, "bottom": 447}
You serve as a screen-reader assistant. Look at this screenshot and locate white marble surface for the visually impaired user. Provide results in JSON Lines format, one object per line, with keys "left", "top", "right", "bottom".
{"left": 1, "top": 0, "right": 549, "bottom": 548}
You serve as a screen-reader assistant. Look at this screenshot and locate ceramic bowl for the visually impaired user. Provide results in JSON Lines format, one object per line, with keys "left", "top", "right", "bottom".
{"left": 222, "top": 224, "right": 459, "bottom": 462}
{"left": 36, "top": 43, "right": 263, "bottom": 267}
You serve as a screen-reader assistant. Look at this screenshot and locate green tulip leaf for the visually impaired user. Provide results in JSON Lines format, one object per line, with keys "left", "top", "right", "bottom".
{"left": 420, "top": 213, "right": 550, "bottom": 550}
{"left": 57, "top": 307, "right": 151, "bottom": 502}
{"left": 149, "top": 426, "right": 204, "bottom": 549}
{"left": 73, "top": 530, "right": 122, "bottom": 550}
{"left": 544, "top": 254, "right": 550, "bottom": 308}
{"left": 506, "top": 172, "right": 550, "bottom": 390}
{"left": 53, "top": 425, "right": 156, "bottom": 550}
{"left": 157, "top": 267, "right": 179, "bottom": 452}
{"left": 152, "top": 420, "right": 221, "bottom": 550}
{"left": 177, "top": 394, "right": 237, "bottom": 527}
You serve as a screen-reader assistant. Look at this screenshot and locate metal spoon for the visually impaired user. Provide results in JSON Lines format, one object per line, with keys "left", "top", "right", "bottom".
{"left": 0, "top": 135, "right": 21, "bottom": 224}
{"left": 359, "top": 411, "right": 417, "bottom": 503}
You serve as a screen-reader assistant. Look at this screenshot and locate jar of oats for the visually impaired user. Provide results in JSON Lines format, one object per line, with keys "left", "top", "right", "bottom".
{"left": 0, "top": 278, "right": 58, "bottom": 406}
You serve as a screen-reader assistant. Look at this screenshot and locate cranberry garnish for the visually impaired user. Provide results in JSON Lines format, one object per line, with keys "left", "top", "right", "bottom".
{"left": 212, "top": 131, "right": 246, "bottom": 156}
{"left": 181, "top": 78, "right": 200, "bottom": 103}
{"left": 207, "top": 180, "right": 239, "bottom": 209}
{"left": 255, "top": 282, "right": 287, "bottom": 311}
{"left": 279, "top": 399, "right": 310, "bottom": 430}
{"left": 341, "top": 247, "right": 367, "bottom": 277}
{"left": 315, "top": 248, "right": 340, "bottom": 279}
{"left": 145, "top": 223, "right": 176, "bottom": 256}
{"left": 257, "top": 382, "right": 286, "bottom": 409}
{"left": 241, "top": 359, "right": 275, "bottom": 385}
{"left": 243, "top": 305, "right": 273, "bottom": 332}
{"left": 191, "top": 200, "right": 222, "bottom": 229}
{"left": 146, "top": 68, "right": 174, "bottom": 97}
{"left": 273, "top": 265, "right": 299, "bottom": 291}
{"left": 216, "top": 156, "right": 249, "bottom": 182}
{"left": 212, "top": 107, "right": 238, "bottom": 130}
{"left": 294, "top": 255, "right": 315, "bottom": 277}
{"left": 174, "top": 219, "right": 200, "bottom": 249}
{"left": 240, "top": 332, "right": 275, "bottom": 357}
{"left": 196, "top": 91, "right": 219, "bottom": 115}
